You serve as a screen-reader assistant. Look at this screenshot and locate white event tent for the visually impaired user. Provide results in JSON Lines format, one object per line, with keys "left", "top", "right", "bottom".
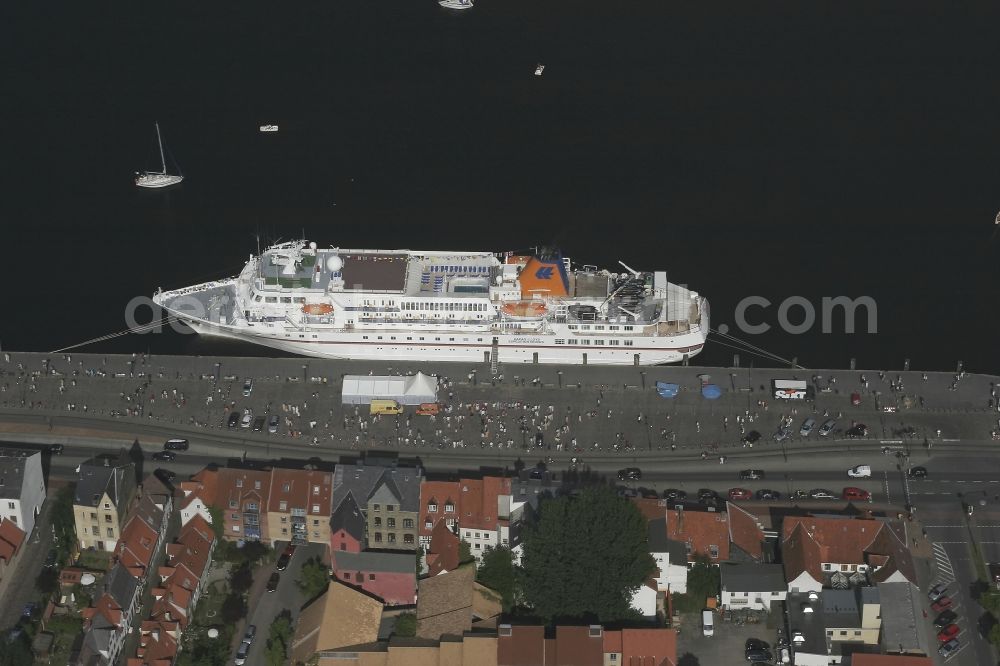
{"left": 341, "top": 372, "right": 438, "bottom": 405}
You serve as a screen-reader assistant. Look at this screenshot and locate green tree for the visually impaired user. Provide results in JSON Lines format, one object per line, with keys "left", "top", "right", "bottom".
{"left": 394, "top": 612, "right": 417, "bottom": 637}
{"left": 685, "top": 555, "right": 720, "bottom": 608}
{"left": 520, "top": 486, "right": 655, "bottom": 623}
{"left": 0, "top": 629, "right": 33, "bottom": 666}
{"left": 51, "top": 484, "right": 76, "bottom": 564}
{"left": 459, "top": 540, "right": 474, "bottom": 564}
{"left": 36, "top": 567, "right": 61, "bottom": 596}
{"left": 229, "top": 562, "right": 254, "bottom": 595}
{"left": 296, "top": 557, "right": 330, "bottom": 601}
{"left": 220, "top": 592, "right": 247, "bottom": 624}
{"left": 207, "top": 505, "right": 225, "bottom": 541}
{"left": 265, "top": 612, "right": 294, "bottom": 666}
{"left": 477, "top": 545, "right": 518, "bottom": 612}
{"left": 989, "top": 622, "right": 1000, "bottom": 650}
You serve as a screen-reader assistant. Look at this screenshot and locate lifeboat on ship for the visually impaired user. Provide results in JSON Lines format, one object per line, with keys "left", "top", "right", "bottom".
{"left": 301, "top": 303, "right": 334, "bottom": 315}
{"left": 501, "top": 301, "right": 548, "bottom": 320}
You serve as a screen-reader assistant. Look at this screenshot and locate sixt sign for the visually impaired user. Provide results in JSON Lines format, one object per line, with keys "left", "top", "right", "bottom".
{"left": 534, "top": 266, "right": 554, "bottom": 279}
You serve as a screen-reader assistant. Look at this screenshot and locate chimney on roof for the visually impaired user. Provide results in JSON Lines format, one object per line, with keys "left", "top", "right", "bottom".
{"left": 677, "top": 506, "right": 684, "bottom": 533}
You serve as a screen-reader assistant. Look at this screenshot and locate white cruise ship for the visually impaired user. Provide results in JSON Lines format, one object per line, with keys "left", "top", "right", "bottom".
{"left": 152, "top": 241, "right": 708, "bottom": 365}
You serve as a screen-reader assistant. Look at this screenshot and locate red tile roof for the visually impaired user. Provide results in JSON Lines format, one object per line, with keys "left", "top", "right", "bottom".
{"left": 782, "top": 516, "right": 884, "bottom": 585}
{"left": 621, "top": 628, "right": 678, "bottom": 666}
{"left": 419, "top": 481, "right": 461, "bottom": 538}
{"left": 603, "top": 628, "right": 623, "bottom": 653}
{"left": 179, "top": 467, "right": 218, "bottom": 512}
{"left": 116, "top": 512, "right": 160, "bottom": 578}
{"left": 498, "top": 625, "right": 546, "bottom": 666}
{"left": 727, "top": 503, "right": 765, "bottom": 561}
{"left": 458, "top": 476, "right": 511, "bottom": 532}
{"left": 631, "top": 497, "right": 666, "bottom": 522}
{"left": 268, "top": 469, "right": 333, "bottom": 516}
{"left": 427, "top": 519, "right": 461, "bottom": 576}
{"left": 127, "top": 617, "right": 179, "bottom": 665}
{"left": 216, "top": 468, "right": 272, "bottom": 537}
{"left": 850, "top": 656, "right": 933, "bottom": 666}
{"left": 151, "top": 514, "right": 216, "bottom": 628}
{"left": 665, "top": 507, "right": 730, "bottom": 562}
{"left": 553, "top": 626, "right": 602, "bottom": 666}
{"left": 0, "top": 518, "right": 25, "bottom": 562}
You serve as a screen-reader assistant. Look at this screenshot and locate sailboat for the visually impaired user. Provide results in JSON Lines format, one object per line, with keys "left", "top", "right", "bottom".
{"left": 438, "top": 0, "right": 473, "bottom": 10}
{"left": 135, "top": 122, "right": 184, "bottom": 189}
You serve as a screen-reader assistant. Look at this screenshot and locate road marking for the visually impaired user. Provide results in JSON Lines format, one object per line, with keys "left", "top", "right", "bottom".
{"left": 884, "top": 471, "right": 892, "bottom": 505}
{"left": 924, "top": 525, "right": 965, "bottom": 528}
{"left": 932, "top": 543, "right": 956, "bottom": 583}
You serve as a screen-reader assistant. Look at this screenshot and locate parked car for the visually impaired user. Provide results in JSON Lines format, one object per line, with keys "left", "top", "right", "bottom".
{"left": 416, "top": 402, "right": 440, "bottom": 415}
{"left": 756, "top": 489, "right": 781, "bottom": 500}
{"left": 267, "top": 572, "right": 280, "bottom": 592}
{"left": 240, "top": 408, "right": 254, "bottom": 428}
{"left": 745, "top": 648, "right": 773, "bottom": 663}
{"left": 931, "top": 596, "right": 953, "bottom": 613}
{"left": 268, "top": 414, "right": 280, "bottom": 434}
{"left": 773, "top": 426, "right": 792, "bottom": 442}
{"left": 243, "top": 625, "right": 257, "bottom": 644}
{"left": 938, "top": 638, "right": 960, "bottom": 656}
{"left": 235, "top": 641, "right": 251, "bottom": 666}
{"left": 745, "top": 639, "right": 770, "bottom": 654}
{"left": 276, "top": 553, "right": 291, "bottom": 571}
{"left": 151, "top": 451, "right": 175, "bottom": 462}
{"left": 154, "top": 468, "right": 177, "bottom": 483}
{"left": 791, "top": 489, "right": 810, "bottom": 500}
{"left": 697, "top": 489, "right": 719, "bottom": 502}
{"left": 663, "top": 489, "right": 687, "bottom": 501}
{"left": 20, "top": 603, "right": 35, "bottom": 621}
{"left": 908, "top": 466, "right": 928, "bottom": 479}
{"left": 43, "top": 549, "right": 57, "bottom": 569}
{"left": 851, "top": 392, "right": 862, "bottom": 406}
{"left": 809, "top": 489, "right": 836, "bottom": 500}
{"left": 799, "top": 418, "right": 816, "bottom": 436}
{"left": 847, "top": 465, "right": 872, "bottom": 478}
{"left": 739, "top": 469, "right": 765, "bottom": 481}
{"left": 227, "top": 411, "right": 240, "bottom": 428}
{"left": 729, "top": 488, "right": 754, "bottom": 501}
{"left": 617, "top": 468, "right": 642, "bottom": 481}
{"left": 818, "top": 419, "right": 837, "bottom": 436}
{"left": 252, "top": 416, "right": 265, "bottom": 432}
{"left": 933, "top": 610, "right": 958, "bottom": 628}
{"left": 847, "top": 424, "right": 868, "bottom": 438}
{"left": 928, "top": 583, "right": 949, "bottom": 602}
{"left": 741, "top": 431, "right": 761, "bottom": 445}
{"left": 937, "top": 624, "right": 960, "bottom": 643}
{"left": 164, "top": 438, "right": 189, "bottom": 451}
{"left": 842, "top": 487, "right": 871, "bottom": 502}
{"left": 242, "top": 378, "right": 254, "bottom": 397}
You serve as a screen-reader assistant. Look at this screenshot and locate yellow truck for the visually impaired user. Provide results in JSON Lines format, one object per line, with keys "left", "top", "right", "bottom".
{"left": 370, "top": 399, "right": 403, "bottom": 415}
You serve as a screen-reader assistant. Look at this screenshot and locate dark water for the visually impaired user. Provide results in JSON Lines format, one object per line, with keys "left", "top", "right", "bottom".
{"left": 4, "top": 2, "right": 1000, "bottom": 371}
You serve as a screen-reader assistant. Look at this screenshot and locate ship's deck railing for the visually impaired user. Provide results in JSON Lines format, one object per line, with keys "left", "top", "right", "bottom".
{"left": 157, "top": 278, "right": 236, "bottom": 300}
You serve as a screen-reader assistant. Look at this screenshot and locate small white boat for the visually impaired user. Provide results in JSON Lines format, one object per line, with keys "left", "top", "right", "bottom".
{"left": 439, "top": 0, "right": 473, "bottom": 9}
{"left": 260, "top": 125, "right": 279, "bottom": 133}
{"left": 136, "top": 122, "right": 183, "bottom": 189}
{"left": 995, "top": 210, "right": 1000, "bottom": 225}
{"left": 534, "top": 63, "right": 545, "bottom": 76}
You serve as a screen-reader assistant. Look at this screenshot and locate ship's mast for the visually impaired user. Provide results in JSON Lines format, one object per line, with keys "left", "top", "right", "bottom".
{"left": 155, "top": 122, "right": 167, "bottom": 174}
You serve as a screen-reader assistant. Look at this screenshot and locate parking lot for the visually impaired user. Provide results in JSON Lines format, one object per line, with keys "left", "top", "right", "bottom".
{"left": 676, "top": 610, "right": 782, "bottom": 666}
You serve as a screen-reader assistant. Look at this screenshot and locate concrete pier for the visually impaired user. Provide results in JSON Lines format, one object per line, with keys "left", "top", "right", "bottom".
{"left": 0, "top": 351, "right": 997, "bottom": 465}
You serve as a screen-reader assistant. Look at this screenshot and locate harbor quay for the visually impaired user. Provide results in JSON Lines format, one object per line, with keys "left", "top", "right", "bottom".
{"left": 0, "top": 350, "right": 998, "bottom": 466}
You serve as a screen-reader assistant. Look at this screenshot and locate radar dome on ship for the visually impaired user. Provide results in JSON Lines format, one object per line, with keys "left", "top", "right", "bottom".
{"left": 326, "top": 255, "right": 344, "bottom": 272}
{"left": 309, "top": 241, "right": 317, "bottom": 250}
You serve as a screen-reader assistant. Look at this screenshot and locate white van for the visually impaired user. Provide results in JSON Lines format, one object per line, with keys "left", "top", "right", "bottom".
{"left": 702, "top": 609, "right": 714, "bottom": 637}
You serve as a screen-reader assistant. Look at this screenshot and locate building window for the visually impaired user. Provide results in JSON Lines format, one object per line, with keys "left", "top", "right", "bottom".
{"left": 709, "top": 545, "right": 719, "bottom": 559}
{"left": 233, "top": 525, "right": 240, "bottom": 533}
{"left": 229, "top": 500, "right": 238, "bottom": 509}
{"left": 373, "top": 504, "right": 380, "bottom": 511}
{"left": 236, "top": 479, "right": 243, "bottom": 488}
{"left": 105, "top": 514, "right": 112, "bottom": 523}
{"left": 313, "top": 519, "right": 320, "bottom": 526}
{"left": 387, "top": 518, "right": 396, "bottom": 528}
{"left": 283, "top": 483, "right": 290, "bottom": 492}
{"left": 279, "top": 501, "right": 288, "bottom": 511}
{"left": 374, "top": 518, "right": 382, "bottom": 527}
{"left": 428, "top": 503, "right": 437, "bottom": 513}
{"left": 403, "top": 519, "right": 414, "bottom": 529}
{"left": 853, "top": 630, "right": 861, "bottom": 637}
{"left": 388, "top": 533, "right": 396, "bottom": 543}
{"left": 610, "top": 655, "right": 617, "bottom": 662}
{"left": 106, "top": 527, "right": 114, "bottom": 537}
{"left": 6, "top": 502, "right": 13, "bottom": 510}
{"left": 840, "top": 631, "right": 847, "bottom": 637}
{"left": 387, "top": 505, "right": 395, "bottom": 512}
{"left": 313, "top": 485, "right": 320, "bottom": 495}
{"left": 312, "top": 504, "right": 320, "bottom": 514}
{"left": 374, "top": 533, "right": 382, "bottom": 543}
{"left": 445, "top": 503, "right": 455, "bottom": 513}
{"left": 404, "top": 534, "right": 414, "bottom": 544}
{"left": 425, "top": 519, "right": 433, "bottom": 529}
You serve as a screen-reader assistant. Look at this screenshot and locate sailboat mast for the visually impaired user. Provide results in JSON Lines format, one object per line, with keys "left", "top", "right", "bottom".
{"left": 155, "top": 122, "right": 166, "bottom": 174}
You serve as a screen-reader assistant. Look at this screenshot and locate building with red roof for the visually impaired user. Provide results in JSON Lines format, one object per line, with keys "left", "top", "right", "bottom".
{"left": 216, "top": 467, "right": 271, "bottom": 542}
{"left": 781, "top": 515, "right": 915, "bottom": 592}
{"left": 497, "top": 625, "right": 677, "bottom": 666}
{"left": 178, "top": 466, "right": 218, "bottom": 528}
{"left": 0, "top": 517, "right": 26, "bottom": 586}
{"left": 425, "top": 519, "right": 461, "bottom": 576}
{"left": 418, "top": 480, "right": 461, "bottom": 547}
{"left": 665, "top": 505, "right": 730, "bottom": 563}
{"left": 266, "top": 468, "right": 333, "bottom": 545}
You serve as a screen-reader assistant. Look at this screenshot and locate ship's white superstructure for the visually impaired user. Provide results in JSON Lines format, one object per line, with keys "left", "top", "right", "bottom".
{"left": 152, "top": 241, "right": 708, "bottom": 366}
